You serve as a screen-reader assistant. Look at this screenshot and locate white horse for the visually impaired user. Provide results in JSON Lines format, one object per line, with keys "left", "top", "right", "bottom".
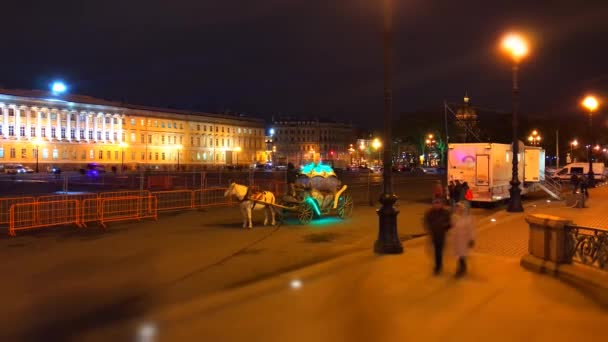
{"left": 224, "top": 182, "right": 276, "bottom": 229}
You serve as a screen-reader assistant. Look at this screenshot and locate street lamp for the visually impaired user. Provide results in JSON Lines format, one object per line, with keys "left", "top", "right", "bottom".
{"left": 528, "top": 130, "right": 541, "bottom": 145}
{"left": 570, "top": 139, "right": 578, "bottom": 162}
{"left": 359, "top": 143, "right": 365, "bottom": 166}
{"left": 501, "top": 32, "right": 529, "bottom": 212}
{"left": 372, "top": 138, "right": 382, "bottom": 167}
{"left": 175, "top": 144, "right": 183, "bottom": 171}
{"left": 348, "top": 144, "right": 355, "bottom": 165}
{"left": 234, "top": 146, "right": 242, "bottom": 166}
{"left": 582, "top": 95, "right": 599, "bottom": 186}
{"left": 119, "top": 142, "right": 128, "bottom": 173}
{"left": 375, "top": 0, "right": 402, "bottom": 254}
{"left": 32, "top": 137, "right": 44, "bottom": 173}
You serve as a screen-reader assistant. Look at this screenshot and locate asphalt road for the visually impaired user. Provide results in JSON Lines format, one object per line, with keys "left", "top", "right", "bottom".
{"left": 0, "top": 175, "right": 504, "bottom": 341}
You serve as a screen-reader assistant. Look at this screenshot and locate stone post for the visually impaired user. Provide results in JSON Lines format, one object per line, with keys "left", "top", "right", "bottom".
{"left": 524, "top": 214, "right": 573, "bottom": 264}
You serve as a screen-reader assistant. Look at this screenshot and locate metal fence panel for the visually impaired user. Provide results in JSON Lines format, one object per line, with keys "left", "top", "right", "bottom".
{"left": 9, "top": 200, "right": 80, "bottom": 236}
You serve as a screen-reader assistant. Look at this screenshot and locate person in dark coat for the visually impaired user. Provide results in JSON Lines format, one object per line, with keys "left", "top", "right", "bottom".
{"left": 286, "top": 162, "right": 299, "bottom": 196}
{"left": 570, "top": 174, "right": 580, "bottom": 194}
{"left": 423, "top": 199, "right": 452, "bottom": 275}
{"left": 448, "top": 180, "right": 455, "bottom": 208}
{"left": 453, "top": 180, "right": 463, "bottom": 203}
{"left": 579, "top": 175, "right": 589, "bottom": 198}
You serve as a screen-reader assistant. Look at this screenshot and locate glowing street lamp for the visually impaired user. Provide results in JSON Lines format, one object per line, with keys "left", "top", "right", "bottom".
{"left": 51, "top": 81, "right": 67, "bottom": 94}
{"left": 234, "top": 146, "right": 242, "bottom": 166}
{"left": 501, "top": 32, "right": 529, "bottom": 213}
{"left": 32, "top": 137, "right": 44, "bottom": 173}
{"left": 582, "top": 95, "right": 600, "bottom": 186}
{"left": 528, "top": 130, "right": 541, "bottom": 145}
{"left": 175, "top": 144, "right": 183, "bottom": 171}
{"left": 119, "top": 142, "right": 128, "bottom": 172}
{"left": 372, "top": 138, "right": 382, "bottom": 167}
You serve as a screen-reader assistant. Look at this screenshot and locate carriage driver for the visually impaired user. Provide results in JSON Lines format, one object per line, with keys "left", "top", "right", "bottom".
{"left": 286, "top": 162, "right": 299, "bottom": 197}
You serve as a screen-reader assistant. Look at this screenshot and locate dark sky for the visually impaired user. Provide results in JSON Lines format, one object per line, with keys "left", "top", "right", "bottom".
{"left": 2, "top": 0, "right": 607, "bottom": 128}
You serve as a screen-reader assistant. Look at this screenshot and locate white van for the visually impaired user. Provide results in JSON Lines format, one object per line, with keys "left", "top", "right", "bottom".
{"left": 553, "top": 163, "right": 605, "bottom": 181}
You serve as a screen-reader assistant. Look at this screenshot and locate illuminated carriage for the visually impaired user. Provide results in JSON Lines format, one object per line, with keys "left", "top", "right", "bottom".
{"left": 278, "top": 162, "right": 353, "bottom": 224}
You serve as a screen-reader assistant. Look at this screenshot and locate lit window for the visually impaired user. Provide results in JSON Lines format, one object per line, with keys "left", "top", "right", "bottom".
{"left": 21, "top": 148, "right": 26, "bottom": 159}
{"left": 107, "top": 151, "right": 111, "bottom": 160}
{"left": 52, "top": 148, "right": 58, "bottom": 159}
{"left": 30, "top": 127, "right": 36, "bottom": 137}
{"left": 99, "top": 150, "right": 103, "bottom": 159}
{"left": 131, "top": 133, "right": 136, "bottom": 142}
{"left": 42, "top": 149, "right": 49, "bottom": 159}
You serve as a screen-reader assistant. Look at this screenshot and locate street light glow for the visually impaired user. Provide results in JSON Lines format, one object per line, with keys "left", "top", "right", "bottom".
{"left": 582, "top": 95, "right": 599, "bottom": 112}
{"left": 51, "top": 81, "right": 67, "bottom": 93}
{"left": 372, "top": 138, "right": 381, "bottom": 150}
{"left": 119, "top": 142, "right": 129, "bottom": 148}
{"left": 234, "top": 146, "right": 242, "bottom": 152}
{"left": 502, "top": 33, "right": 529, "bottom": 62}
{"left": 572, "top": 140, "right": 578, "bottom": 147}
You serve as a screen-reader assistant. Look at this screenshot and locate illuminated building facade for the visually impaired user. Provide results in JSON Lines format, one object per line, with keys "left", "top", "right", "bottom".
{"left": 0, "top": 89, "right": 265, "bottom": 171}
{"left": 271, "top": 118, "right": 355, "bottom": 166}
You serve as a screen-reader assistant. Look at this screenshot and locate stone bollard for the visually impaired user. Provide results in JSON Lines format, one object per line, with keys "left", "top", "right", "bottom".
{"left": 524, "top": 214, "right": 572, "bottom": 265}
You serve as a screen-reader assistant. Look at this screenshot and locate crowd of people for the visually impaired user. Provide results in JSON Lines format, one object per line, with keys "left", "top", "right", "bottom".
{"left": 425, "top": 179, "right": 475, "bottom": 278}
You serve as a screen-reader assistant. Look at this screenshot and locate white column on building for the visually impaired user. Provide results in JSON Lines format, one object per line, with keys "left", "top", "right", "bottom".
{"left": 76, "top": 112, "right": 81, "bottom": 141}
{"left": 56, "top": 111, "right": 61, "bottom": 141}
{"left": 66, "top": 112, "right": 71, "bottom": 141}
{"left": 46, "top": 110, "right": 52, "bottom": 141}
{"left": 86, "top": 113, "right": 90, "bottom": 141}
{"left": 109, "top": 114, "right": 115, "bottom": 143}
{"left": 93, "top": 113, "right": 98, "bottom": 142}
{"left": 1, "top": 106, "right": 7, "bottom": 139}
{"left": 26, "top": 108, "right": 31, "bottom": 139}
{"left": 36, "top": 110, "right": 41, "bottom": 138}
{"left": 15, "top": 107, "right": 20, "bottom": 140}
{"left": 102, "top": 113, "right": 106, "bottom": 142}
{"left": 118, "top": 114, "right": 123, "bottom": 142}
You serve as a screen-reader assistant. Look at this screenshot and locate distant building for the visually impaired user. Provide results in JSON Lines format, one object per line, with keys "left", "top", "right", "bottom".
{"left": 270, "top": 118, "right": 355, "bottom": 166}
{"left": 454, "top": 93, "right": 479, "bottom": 143}
{"left": 0, "top": 88, "right": 266, "bottom": 171}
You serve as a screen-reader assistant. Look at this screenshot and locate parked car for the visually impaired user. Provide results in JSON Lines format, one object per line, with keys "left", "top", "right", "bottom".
{"left": 4, "top": 164, "right": 26, "bottom": 174}
{"left": 23, "top": 166, "right": 34, "bottom": 173}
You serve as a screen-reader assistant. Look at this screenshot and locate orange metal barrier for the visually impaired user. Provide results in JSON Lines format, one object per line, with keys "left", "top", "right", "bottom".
{"left": 80, "top": 198, "right": 101, "bottom": 226}
{"left": 9, "top": 200, "right": 80, "bottom": 236}
{"left": 151, "top": 190, "right": 195, "bottom": 212}
{"left": 193, "top": 188, "right": 233, "bottom": 208}
{"left": 0, "top": 197, "right": 35, "bottom": 226}
{"left": 37, "top": 193, "right": 98, "bottom": 204}
{"left": 98, "top": 196, "right": 157, "bottom": 228}
{"left": 98, "top": 190, "right": 151, "bottom": 199}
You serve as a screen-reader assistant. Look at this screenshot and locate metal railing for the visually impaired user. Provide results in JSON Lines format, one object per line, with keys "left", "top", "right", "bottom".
{"left": 566, "top": 224, "right": 608, "bottom": 270}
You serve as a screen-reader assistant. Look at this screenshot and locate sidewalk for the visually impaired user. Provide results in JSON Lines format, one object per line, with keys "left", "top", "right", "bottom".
{"left": 84, "top": 187, "right": 608, "bottom": 341}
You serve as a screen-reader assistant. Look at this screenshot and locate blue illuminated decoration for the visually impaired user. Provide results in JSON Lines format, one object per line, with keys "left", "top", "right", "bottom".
{"left": 305, "top": 197, "right": 321, "bottom": 216}
{"left": 300, "top": 162, "right": 336, "bottom": 178}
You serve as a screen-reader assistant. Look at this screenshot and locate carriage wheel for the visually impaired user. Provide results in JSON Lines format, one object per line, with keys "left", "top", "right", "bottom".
{"left": 337, "top": 193, "right": 354, "bottom": 219}
{"left": 298, "top": 203, "right": 314, "bottom": 224}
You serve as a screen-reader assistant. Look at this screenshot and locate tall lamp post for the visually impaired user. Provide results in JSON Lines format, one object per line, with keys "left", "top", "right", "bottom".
{"left": 33, "top": 138, "right": 43, "bottom": 173}
{"left": 375, "top": 0, "right": 402, "bottom": 254}
{"left": 348, "top": 144, "right": 355, "bottom": 165}
{"left": 528, "top": 130, "right": 541, "bottom": 146}
{"left": 119, "top": 142, "right": 128, "bottom": 172}
{"left": 582, "top": 96, "right": 599, "bottom": 186}
{"left": 234, "top": 146, "right": 242, "bottom": 166}
{"left": 176, "top": 144, "right": 183, "bottom": 171}
{"left": 501, "top": 32, "right": 529, "bottom": 213}
{"left": 372, "top": 138, "right": 382, "bottom": 167}
{"left": 570, "top": 139, "right": 578, "bottom": 162}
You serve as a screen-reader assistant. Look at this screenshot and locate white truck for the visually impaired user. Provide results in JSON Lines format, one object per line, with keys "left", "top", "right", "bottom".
{"left": 447, "top": 142, "right": 545, "bottom": 202}
{"left": 551, "top": 162, "right": 606, "bottom": 182}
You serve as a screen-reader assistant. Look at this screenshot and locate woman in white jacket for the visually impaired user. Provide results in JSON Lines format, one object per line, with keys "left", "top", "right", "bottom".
{"left": 452, "top": 203, "right": 475, "bottom": 277}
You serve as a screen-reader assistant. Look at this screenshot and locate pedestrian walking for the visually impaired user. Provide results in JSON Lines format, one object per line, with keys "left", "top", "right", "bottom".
{"left": 423, "top": 198, "right": 452, "bottom": 275}
{"left": 447, "top": 180, "right": 455, "bottom": 209}
{"left": 453, "top": 180, "right": 463, "bottom": 203}
{"left": 452, "top": 203, "right": 475, "bottom": 278}
{"left": 432, "top": 180, "right": 444, "bottom": 201}
{"left": 580, "top": 175, "right": 589, "bottom": 198}
{"left": 570, "top": 174, "right": 580, "bottom": 194}
{"left": 462, "top": 182, "right": 472, "bottom": 212}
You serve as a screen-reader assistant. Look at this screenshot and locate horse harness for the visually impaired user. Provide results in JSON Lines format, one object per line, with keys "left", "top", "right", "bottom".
{"left": 241, "top": 187, "right": 268, "bottom": 209}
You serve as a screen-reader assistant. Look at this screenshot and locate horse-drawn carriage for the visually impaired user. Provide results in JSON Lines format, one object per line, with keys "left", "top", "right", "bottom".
{"left": 224, "top": 162, "right": 353, "bottom": 228}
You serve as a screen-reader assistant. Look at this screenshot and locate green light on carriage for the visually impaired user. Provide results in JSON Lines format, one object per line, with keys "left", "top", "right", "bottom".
{"left": 305, "top": 197, "right": 322, "bottom": 216}
{"left": 300, "top": 162, "right": 335, "bottom": 175}
{"left": 309, "top": 217, "right": 343, "bottom": 226}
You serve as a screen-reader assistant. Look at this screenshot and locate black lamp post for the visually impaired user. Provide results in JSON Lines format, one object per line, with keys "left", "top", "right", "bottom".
{"left": 582, "top": 96, "right": 599, "bottom": 187}
{"left": 374, "top": 0, "right": 403, "bottom": 254}
{"left": 502, "top": 33, "right": 529, "bottom": 213}
{"left": 35, "top": 143, "right": 40, "bottom": 173}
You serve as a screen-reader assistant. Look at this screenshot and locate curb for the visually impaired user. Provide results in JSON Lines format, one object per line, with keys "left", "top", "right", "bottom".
{"left": 521, "top": 254, "right": 608, "bottom": 308}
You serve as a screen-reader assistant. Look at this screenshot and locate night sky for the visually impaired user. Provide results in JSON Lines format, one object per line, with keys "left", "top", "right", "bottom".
{"left": 2, "top": 0, "right": 608, "bottom": 128}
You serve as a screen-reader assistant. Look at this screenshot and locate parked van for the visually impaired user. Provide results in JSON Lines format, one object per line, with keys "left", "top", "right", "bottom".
{"left": 552, "top": 162, "right": 605, "bottom": 182}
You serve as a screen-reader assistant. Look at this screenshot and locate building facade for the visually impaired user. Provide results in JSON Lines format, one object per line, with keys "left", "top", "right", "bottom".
{"left": 454, "top": 93, "right": 479, "bottom": 143}
{"left": 0, "top": 89, "right": 266, "bottom": 171}
{"left": 270, "top": 118, "right": 355, "bottom": 166}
